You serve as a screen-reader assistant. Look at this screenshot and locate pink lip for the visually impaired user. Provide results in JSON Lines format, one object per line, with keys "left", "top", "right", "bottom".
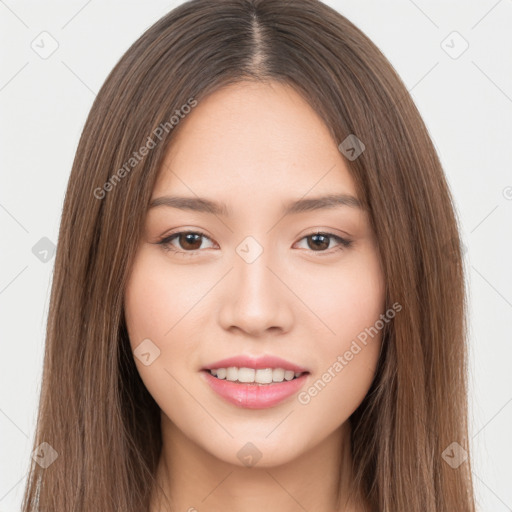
{"left": 201, "top": 354, "right": 309, "bottom": 373}
{"left": 202, "top": 370, "right": 309, "bottom": 409}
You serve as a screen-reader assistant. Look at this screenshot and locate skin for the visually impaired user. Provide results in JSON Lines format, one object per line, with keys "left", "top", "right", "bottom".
{"left": 123, "top": 80, "right": 385, "bottom": 512}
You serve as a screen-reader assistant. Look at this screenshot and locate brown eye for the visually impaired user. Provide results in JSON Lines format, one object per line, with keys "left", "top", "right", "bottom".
{"left": 295, "top": 231, "right": 353, "bottom": 254}
{"left": 157, "top": 231, "right": 216, "bottom": 255}
{"left": 177, "top": 232, "right": 203, "bottom": 250}
{"left": 307, "top": 233, "right": 330, "bottom": 251}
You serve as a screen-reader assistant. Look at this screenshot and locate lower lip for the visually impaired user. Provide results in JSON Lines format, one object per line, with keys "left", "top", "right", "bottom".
{"left": 201, "top": 370, "right": 309, "bottom": 409}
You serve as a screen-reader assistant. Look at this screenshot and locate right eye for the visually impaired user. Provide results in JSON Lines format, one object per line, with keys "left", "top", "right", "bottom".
{"left": 157, "top": 230, "right": 217, "bottom": 256}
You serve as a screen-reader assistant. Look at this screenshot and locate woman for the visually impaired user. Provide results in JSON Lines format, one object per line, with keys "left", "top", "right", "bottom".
{"left": 22, "top": 1, "right": 475, "bottom": 511}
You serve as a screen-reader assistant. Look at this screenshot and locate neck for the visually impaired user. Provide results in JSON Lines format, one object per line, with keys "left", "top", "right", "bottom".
{"left": 150, "top": 414, "right": 368, "bottom": 512}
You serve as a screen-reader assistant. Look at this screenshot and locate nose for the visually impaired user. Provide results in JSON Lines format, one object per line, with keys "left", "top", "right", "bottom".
{"left": 217, "top": 245, "right": 294, "bottom": 337}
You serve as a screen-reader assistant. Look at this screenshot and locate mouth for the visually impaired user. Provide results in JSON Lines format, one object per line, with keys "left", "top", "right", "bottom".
{"left": 201, "top": 367, "right": 310, "bottom": 409}
{"left": 204, "top": 367, "right": 308, "bottom": 385}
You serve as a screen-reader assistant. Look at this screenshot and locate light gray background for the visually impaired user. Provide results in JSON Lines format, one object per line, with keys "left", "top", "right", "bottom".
{"left": 1, "top": 1, "right": 511, "bottom": 511}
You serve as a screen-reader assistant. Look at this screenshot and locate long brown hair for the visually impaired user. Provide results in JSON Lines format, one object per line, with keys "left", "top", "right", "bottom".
{"left": 21, "top": 1, "right": 475, "bottom": 510}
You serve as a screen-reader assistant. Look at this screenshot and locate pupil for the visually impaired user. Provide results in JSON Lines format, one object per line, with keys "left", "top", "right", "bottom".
{"left": 181, "top": 233, "right": 201, "bottom": 249}
{"left": 309, "top": 234, "right": 328, "bottom": 251}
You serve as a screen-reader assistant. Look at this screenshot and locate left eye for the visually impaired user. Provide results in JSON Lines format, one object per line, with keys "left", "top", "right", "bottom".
{"left": 157, "top": 230, "right": 352, "bottom": 256}
{"left": 294, "top": 232, "right": 352, "bottom": 253}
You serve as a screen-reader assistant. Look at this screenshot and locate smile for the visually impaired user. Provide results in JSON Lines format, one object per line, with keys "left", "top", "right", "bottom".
{"left": 209, "top": 366, "right": 305, "bottom": 384}
{"left": 202, "top": 368, "right": 310, "bottom": 409}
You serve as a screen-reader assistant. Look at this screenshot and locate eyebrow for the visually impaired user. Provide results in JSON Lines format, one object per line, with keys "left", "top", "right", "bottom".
{"left": 148, "top": 193, "right": 362, "bottom": 217}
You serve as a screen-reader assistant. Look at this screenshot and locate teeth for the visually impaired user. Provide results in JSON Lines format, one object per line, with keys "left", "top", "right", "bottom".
{"left": 208, "top": 367, "right": 304, "bottom": 384}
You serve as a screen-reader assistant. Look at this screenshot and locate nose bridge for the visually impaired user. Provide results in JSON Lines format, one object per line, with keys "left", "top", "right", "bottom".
{"left": 234, "top": 236, "right": 278, "bottom": 310}
{"left": 217, "top": 235, "right": 293, "bottom": 335}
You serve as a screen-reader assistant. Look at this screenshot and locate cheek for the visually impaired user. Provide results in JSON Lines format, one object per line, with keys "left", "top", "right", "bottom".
{"left": 123, "top": 251, "right": 212, "bottom": 423}
{"left": 298, "top": 248, "right": 385, "bottom": 345}
{"left": 295, "top": 250, "right": 385, "bottom": 412}
{"left": 123, "top": 250, "right": 203, "bottom": 385}
{"left": 124, "top": 249, "right": 210, "bottom": 348}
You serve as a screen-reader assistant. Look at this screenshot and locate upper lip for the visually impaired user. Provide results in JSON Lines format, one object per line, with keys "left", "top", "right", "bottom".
{"left": 202, "top": 355, "right": 309, "bottom": 373}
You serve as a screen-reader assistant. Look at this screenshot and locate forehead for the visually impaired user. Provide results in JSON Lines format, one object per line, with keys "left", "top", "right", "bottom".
{"left": 153, "top": 81, "right": 358, "bottom": 207}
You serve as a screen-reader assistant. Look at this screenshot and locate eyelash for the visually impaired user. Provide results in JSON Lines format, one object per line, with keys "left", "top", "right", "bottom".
{"left": 156, "top": 230, "right": 353, "bottom": 257}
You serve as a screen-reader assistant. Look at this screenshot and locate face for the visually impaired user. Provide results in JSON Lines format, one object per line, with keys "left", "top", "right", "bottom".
{"left": 124, "top": 80, "right": 385, "bottom": 467}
